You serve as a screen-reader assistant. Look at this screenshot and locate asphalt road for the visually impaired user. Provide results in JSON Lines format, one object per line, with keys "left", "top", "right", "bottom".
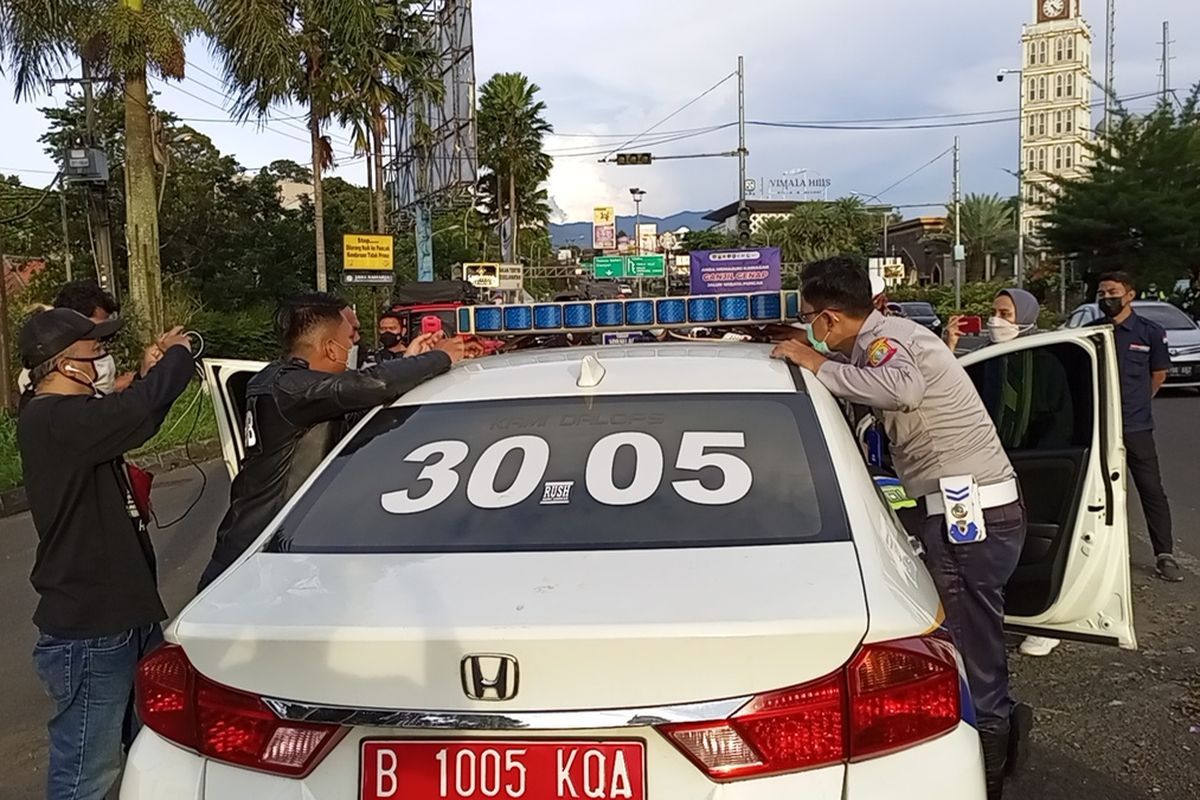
{"left": 0, "top": 395, "right": 1197, "bottom": 799}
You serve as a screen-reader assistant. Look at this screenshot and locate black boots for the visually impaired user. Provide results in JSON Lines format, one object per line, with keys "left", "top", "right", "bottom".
{"left": 1007, "top": 702, "right": 1034, "bottom": 776}
{"left": 980, "top": 728, "right": 1010, "bottom": 800}
{"left": 980, "top": 704, "right": 1034, "bottom": 800}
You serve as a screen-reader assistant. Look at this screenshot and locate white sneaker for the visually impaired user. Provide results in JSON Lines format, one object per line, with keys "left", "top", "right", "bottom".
{"left": 1019, "top": 635, "right": 1061, "bottom": 657}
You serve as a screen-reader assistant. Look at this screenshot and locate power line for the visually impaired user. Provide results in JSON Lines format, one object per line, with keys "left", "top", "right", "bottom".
{"left": 548, "top": 124, "right": 736, "bottom": 157}
{"left": 180, "top": 64, "right": 356, "bottom": 149}
{"left": 0, "top": 173, "right": 62, "bottom": 225}
{"left": 600, "top": 70, "right": 738, "bottom": 161}
{"left": 152, "top": 77, "right": 358, "bottom": 159}
{"left": 873, "top": 147, "right": 954, "bottom": 199}
{"left": 749, "top": 92, "right": 1163, "bottom": 132}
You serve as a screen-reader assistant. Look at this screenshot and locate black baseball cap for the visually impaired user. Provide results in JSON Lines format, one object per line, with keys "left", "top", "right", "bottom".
{"left": 18, "top": 308, "right": 123, "bottom": 370}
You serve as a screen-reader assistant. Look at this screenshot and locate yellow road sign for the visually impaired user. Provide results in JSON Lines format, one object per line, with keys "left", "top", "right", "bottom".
{"left": 343, "top": 234, "right": 394, "bottom": 271}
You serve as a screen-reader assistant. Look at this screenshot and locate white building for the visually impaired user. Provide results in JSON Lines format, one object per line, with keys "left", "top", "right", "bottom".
{"left": 1020, "top": 0, "right": 1094, "bottom": 243}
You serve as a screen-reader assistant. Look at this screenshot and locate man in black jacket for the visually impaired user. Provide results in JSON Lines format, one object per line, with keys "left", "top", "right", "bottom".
{"left": 197, "top": 293, "right": 467, "bottom": 589}
{"left": 18, "top": 309, "right": 194, "bottom": 800}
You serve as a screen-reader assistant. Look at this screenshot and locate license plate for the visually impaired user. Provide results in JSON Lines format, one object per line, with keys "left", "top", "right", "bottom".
{"left": 360, "top": 740, "right": 646, "bottom": 800}
{"left": 1169, "top": 365, "right": 1193, "bottom": 377}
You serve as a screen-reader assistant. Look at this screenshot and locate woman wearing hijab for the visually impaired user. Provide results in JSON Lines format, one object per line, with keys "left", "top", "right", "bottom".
{"left": 950, "top": 288, "right": 1071, "bottom": 658}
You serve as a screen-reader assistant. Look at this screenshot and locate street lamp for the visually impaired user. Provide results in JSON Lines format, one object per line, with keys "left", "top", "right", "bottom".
{"left": 997, "top": 68, "right": 1026, "bottom": 287}
{"left": 629, "top": 187, "right": 646, "bottom": 254}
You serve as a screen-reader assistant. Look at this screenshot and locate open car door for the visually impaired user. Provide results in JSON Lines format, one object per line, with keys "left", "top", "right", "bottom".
{"left": 199, "top": 358, "right": 268, "bottom": 480}
{"left": 959, "top": 326, "right": 1135, "bottom": 649}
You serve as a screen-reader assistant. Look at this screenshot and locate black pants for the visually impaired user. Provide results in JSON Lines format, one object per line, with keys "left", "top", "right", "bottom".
{"left": 900, "top": 499, "right": 1026, "bottom": 735}
{"left": 1125, "top": 429, "right": 1173, "bottom": 556}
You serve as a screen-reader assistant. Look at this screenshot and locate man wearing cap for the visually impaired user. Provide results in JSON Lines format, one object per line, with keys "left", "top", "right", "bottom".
{"left": 18, "top": 309, "right": 193, "bottom": 800}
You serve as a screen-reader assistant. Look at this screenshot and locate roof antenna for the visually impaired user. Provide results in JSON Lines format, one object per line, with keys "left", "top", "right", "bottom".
{"left": 577, "top": 354, "right": 607, "bottom": 388}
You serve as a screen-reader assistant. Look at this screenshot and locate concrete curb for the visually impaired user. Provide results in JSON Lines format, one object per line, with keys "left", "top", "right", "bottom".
{"left": 0, "top": 439, "right": 221, "bottom": 519}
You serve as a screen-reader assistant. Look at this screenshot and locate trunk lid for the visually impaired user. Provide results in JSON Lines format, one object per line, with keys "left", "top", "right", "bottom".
{"left": 174, "top": 543, "right": 867, "bottom": 711}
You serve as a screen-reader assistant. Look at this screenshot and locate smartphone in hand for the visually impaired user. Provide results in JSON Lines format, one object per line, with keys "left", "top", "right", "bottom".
{"left": 959, "top": 315, "right": 983, "bottom": 335}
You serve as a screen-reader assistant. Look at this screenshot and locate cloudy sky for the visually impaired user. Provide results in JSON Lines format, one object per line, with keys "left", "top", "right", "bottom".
{"left": 1, "top": 0, "right": 1196, "bottom": 223}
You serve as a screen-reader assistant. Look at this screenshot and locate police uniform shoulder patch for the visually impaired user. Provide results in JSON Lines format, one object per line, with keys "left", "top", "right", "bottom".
{"left": 866, "top": 337, "right": 899, "bottom": 368}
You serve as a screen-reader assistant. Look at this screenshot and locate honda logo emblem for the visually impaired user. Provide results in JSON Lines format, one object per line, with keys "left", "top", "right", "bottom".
{"left": 461, "top": 654, "right": 519, "bottom": 701}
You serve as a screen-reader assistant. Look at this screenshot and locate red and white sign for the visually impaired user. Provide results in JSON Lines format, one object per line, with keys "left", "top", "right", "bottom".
{"left": 361, "top": 740, "right": 646, "bottom": 800}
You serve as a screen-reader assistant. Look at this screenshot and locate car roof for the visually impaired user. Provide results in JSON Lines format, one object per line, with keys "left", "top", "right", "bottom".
{"left": 389, "top": 343, "right": 803, "bottom": 406}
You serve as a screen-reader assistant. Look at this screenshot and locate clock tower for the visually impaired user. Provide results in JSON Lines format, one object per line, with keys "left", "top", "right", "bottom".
{"left": 1020, "top": 0, "right": 1093, "bottom": 244}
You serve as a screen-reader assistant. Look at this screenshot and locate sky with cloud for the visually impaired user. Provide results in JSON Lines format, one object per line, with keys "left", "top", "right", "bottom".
{"left": 1, "top": 0, "right": 1196, "bottom": 223}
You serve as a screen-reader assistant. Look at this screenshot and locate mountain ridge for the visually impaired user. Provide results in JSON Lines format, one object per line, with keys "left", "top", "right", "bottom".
{"left": 550, "top": 210, "right": 714, "bottom": 247}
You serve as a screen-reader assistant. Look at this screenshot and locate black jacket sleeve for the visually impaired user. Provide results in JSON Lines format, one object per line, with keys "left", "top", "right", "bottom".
{"left": 49, "top": 345, "right": 195, "bottom": 463}
{"left": 274, "top": 351, "right": 452, "bottom": 428}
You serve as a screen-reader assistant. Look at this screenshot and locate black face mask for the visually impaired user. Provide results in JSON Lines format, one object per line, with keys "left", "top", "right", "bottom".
{"left": 1098, "top": 296, "right": 1126, "bottom": 318}
{"left": 379, "top": 332, "right": 402, "bottom": 349}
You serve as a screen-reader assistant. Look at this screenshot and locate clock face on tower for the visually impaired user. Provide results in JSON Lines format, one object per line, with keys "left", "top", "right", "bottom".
{"left": 1040, "top": 0, "right": 1068, "bottom": 21}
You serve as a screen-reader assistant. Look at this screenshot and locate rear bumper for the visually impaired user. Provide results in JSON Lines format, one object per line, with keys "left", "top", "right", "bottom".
{"left": 122, "top": 723, "right": 982, "bottom": 800}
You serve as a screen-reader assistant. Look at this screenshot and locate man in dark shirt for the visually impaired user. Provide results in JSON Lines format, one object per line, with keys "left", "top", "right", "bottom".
{"left": 17, "top": 308, "right": 193, "bottom": 800}
{"left": 197, "top": 293, "right": 469, "bottom": 589}
{"left": 1089, "top": 271, "right": 1181, "bottom": 582}
{"left": 374, "top": 310, "right": 409, "bottom": 363}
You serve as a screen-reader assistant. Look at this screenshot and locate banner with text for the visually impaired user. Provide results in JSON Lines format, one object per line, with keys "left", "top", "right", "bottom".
{"left": 689, "top": 247, "right": 781, "bottom": 294}
{"left": 592, "top": 206, "right": 616, "bottom": 251}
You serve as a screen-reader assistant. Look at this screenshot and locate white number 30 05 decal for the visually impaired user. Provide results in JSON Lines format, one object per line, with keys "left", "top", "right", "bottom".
{"left": 380, "top": 432, "right": 752, "bottom": 514}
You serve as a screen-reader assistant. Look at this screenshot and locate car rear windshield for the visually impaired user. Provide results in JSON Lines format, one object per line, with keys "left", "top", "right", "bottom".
{"left": 900, "top": 302, "right": 935, "bottom": 316}
{"left": 1136, "top": 303, "right": 1195, "bottom": 331}
{"left": 267, "top": 393, "right": 848, "bottom": 553}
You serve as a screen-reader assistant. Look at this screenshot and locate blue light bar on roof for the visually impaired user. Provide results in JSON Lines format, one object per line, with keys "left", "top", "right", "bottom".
{"left": 456, "top": 291, "right": 800, "bottom": 337}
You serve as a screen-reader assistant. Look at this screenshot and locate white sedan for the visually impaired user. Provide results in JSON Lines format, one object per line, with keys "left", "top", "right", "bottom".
{"left": 122, "top": 326, "right": 1135, "bottom": 800}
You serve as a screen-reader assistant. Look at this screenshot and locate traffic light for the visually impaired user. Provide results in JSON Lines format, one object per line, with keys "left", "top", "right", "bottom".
{"left": 736, "top": 203, "right": 752, "bottom": 245}
{"left": 616, "top": 152, "right": 653, "bottom": 166}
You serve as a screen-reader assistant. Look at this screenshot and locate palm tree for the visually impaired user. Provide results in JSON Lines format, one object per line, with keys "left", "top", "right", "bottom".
{"left": 337, "top": 1, "right": 440, "bottom": 234}
{"left": 0, "top": 0, "right": 204, "bottom": 339}
{"left": 929, "top": 193, "right": 1017, "bottom": 281}
{"left": 203, "top": 0, "right": 381, "bottom": 290}
{"left": 476, "top": 72, "right": 553, "bottom": 261}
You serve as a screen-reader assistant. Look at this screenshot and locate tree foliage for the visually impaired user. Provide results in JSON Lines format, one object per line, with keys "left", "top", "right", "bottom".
{"left": 1042, "top": 87, "right": 1200, "bottom": 288}
{"left": 679, "top": 228, "right": 737, "bottom": 252}
{"left": 476, "top": 72, "right": 554, "bottom": 256}
{"left": 924, "top": 193, "right": 1016, "bottom": 281}
{"left": 751, "top": 198, "right": 878, "bottom": 263}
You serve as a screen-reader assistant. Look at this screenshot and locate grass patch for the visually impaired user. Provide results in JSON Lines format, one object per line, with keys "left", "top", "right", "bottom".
{"left": 0, "top": 381, "right": 218, "bottom": 493}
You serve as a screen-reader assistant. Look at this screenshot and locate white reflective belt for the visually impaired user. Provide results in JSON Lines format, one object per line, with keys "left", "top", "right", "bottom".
{"left": 924, "top": 478, "right": 1019, "bottom": 517}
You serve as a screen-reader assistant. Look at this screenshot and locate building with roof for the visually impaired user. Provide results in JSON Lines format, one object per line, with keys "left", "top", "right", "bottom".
{"left": 703, "top": 200, "right": 804, "bottom": 236}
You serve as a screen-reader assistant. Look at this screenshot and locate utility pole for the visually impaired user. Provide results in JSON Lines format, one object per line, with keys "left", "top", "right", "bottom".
{"left": 0, "top": 231, "right": 11, "bottom": 413}
{"left": 953, "top": 136, "right": 963, "bottom": 311}
{"left": 1103, "top": 0, "right": 1116, "bottom": 148}
{"left": 1158, "top": 21, "right": 1173, "bottom": 102}
{"left": 59, "top": 185, "right": 73, "bottom": 282}
{"left": 77, "top": 61, "right": 116, "bottom": 293}
{"left": 737, "top": 55, "right": 747, "bottom": 212}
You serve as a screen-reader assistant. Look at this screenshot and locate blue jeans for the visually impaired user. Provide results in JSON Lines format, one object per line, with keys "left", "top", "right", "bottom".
{"left": 32, "top": 624, "right": 163, "bottom": 800}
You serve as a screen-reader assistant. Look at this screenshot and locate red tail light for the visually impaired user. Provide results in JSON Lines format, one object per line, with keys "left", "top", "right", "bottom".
{"left": 136, "top": 645, "right": 345, "bottom": 777}
{"left": 658, "top": 636, "right": 961, "bottom": 781}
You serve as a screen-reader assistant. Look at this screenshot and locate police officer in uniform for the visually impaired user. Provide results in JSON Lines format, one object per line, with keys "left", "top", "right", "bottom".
{"left": 771, "top": 257, "right": 1028, "bottom": 799}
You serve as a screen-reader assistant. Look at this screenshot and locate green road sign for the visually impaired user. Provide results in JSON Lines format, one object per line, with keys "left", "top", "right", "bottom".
{"left": 627, "top": 254, "right": 666, "bottom": 278}
{"left": 593, "top": 255, "right": 626, "bottom": 278}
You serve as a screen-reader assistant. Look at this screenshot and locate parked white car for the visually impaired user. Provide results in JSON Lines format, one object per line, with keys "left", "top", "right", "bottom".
{"left": 121, "top": 328, "right": 1134, "bottom": 800}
